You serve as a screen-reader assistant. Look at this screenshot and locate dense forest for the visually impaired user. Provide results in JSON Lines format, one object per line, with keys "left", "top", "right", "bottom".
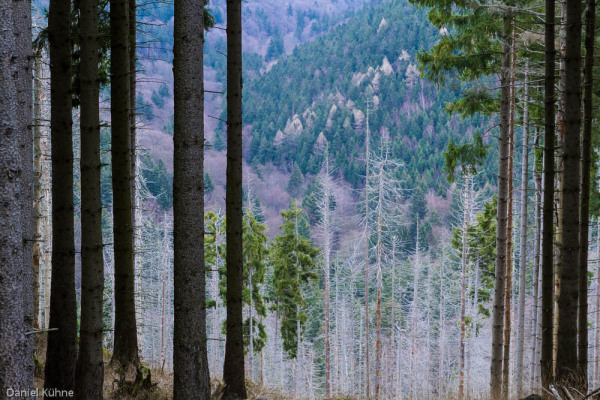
{"left": 2, "top": 0, "right": 600, "bottom": 399}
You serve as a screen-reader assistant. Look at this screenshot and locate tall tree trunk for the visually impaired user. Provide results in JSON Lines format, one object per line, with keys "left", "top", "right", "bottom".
{"left": 502, "top": 25, "right": 517, "bottom": 397}
{"left": 541, "top": 0, "right": 556, "bottom": 389}
{"left": 578, "top": 0, "right": 595, "bottom": 388}
{"left": 33, "top": 53, "right": 44, "bottom": 331}
{"left": 75, "top": 0, "right": 105, "bottom": 395}
{"left": 375, "top": 161, "right": 384, "bottom": 400}
{"left": 516, "top": 62, "right": 530, "bottom": 398}
{"left": 556, "top": 0, "right": 582, "bottom": 385}
{"left": 110, "top": 0, "right": 139, "bottom": 369}
{"left": 364, "top": 101, "right": 371, "bottom": 399}
{"left": 223, "top": 1, "right": 247, "bottom": 398}
{"left": 172, "top": 0, "right": 211, "bottom": 397}
{"left": 322, "top": 149, "right": 332, "bottom": 398}
{"left": 129, "top": 0, "right": 142, "bottom": 351}
{"left": 0, "top": 2, "right": 29, "bottom": 393}
{"left": 45, "top": 0, "right": 78, "bottom": 393}
{"left": 490, "top": 13, "right": 512, "bottom": 400}
{"left": 13, "top": 0, "right": 35, "bottom": 392}
{"left": 459, "top": 174, "right": 470, "bottom": 399}
{"left": 530, "top": 129, "right": 543, "bottom": 392}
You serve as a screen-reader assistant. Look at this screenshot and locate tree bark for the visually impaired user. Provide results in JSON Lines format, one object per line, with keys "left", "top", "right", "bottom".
{"left": 172, "top": 0, "right": 211, "bottom": 397}
{"left": 541, "top": 0, "right": 556, "bottom": 390}
{"left": 490, "top": 13, "right": 512, "bottom": 400}
{"left": 556, "top": 0, "right": 582, "bottom": 385}
{"left": 364, "top": 101, "right": 371, "bottom": 399}
{"left": 75, "top": 0, "right": 105, "bottom": 396}
{"left": 45, "top": 0, "right": 79, "bottom": 393}
{"left": 578, "top": 0, "right": 594, "bottom": 388}
{"left": 0, "top": 2, "right": 29, "bottom": 393}
{"left": 110, "top": 0, "right": 139, "bottom": 370}
{"left": 13, "top": 0, "right": 35, "bottom": 389}
{"left": 33, "top": 54, "right": 44, "bottom": 331}
{"left": 516, "top": 62, "right": 530, "bottom": 398}
{"left": 223, "top": 0, "right": 247, "bottom": 398}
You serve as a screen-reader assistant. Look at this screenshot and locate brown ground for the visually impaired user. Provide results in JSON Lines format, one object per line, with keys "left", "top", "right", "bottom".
{"left": 33, "top": 334, "right": 296, "bottom": 400}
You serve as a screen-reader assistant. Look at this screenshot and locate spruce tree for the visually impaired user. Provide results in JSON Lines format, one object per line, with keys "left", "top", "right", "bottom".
{"left": 45, "top": 0, "right": 79, "bottom": 392}
{"left": 75, "top": 0, "right": 105, "bottom": 395}
{"left": 110, "top": 0, "right": 139, "bottom": 370}
{"left": 223, "top": 0, "right": 247, "bottom": 397}
{"left": 287, "top": 162, "right": 304, "bottom": 199}
{"left": 270, "top": 201, "right": 319, "bottom": 358}
{"left": 173, "top": 0, "right": 211, "bottom": 397}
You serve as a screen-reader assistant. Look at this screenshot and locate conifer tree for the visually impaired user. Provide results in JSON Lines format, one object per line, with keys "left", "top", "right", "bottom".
{"left": 270, "top": 201, "right": 319, "bottom": 358}
{"left": 287, "top": 162, "right": 304, "bottom": 198}
{"left": 75, "top": 0, "right": 105, "bottom": 395}
{"left": 45, "top": 0, "right": 79, "bottom": 392}
{"left": 110, "top": 0, "right": 139, "bottom": 370}
{"left": 173, "top": 0, "right": 211, "bottom": 397}
{"left": 556, "top": 0, "right": 582, "bottom": 385}
{"left": 223, "top": 0, "right": 246, "bottom": 397}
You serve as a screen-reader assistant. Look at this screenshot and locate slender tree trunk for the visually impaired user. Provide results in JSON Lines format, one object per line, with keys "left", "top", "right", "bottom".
{"left": 516, "top": 62, "right": 530, "bottom": 398}
{"left": 364, "top": 101, "right": 371, "bottom": 399}
{"left": 375, "top": 162, "right": 384, "bottom": 400}
{"left": 502, "top": 25, "right": 517, "bottom": 397}
{"left": 223, "top": 1, "right": 247, "bottom": 398}
{"left": 172, "top": 0, "right": 211, "bottom": 397}
{"left": 595, "top": 219, "right": 600, "bottom": 387}
{"left": 541, "top": 0, "right": 556, "bottom": 389}
{"left": 0, "top": 3, "right": 28, "bottom": 393}
{"left": 14, "top": 2, "right": 35, "bottom": 387}
{"left": 322, "top": 149, "right": 332, "bottom": 398}
{"left": 490, "top": 13, "right": 512, "bottom": 400}
{"left": 530, "top": 129, "right": 543, "bottom": 392}
{"left": 578, "top": 0, "right": 595, "bottom": 388}
{"left": 33, "top": 53, "right": 44, "bottom": 331}
{"left": 45, "top": 0, "right": 78, "bottom": 393}
{"left": 459, "top": 174, "right": 470, "bottom": 399}
{"left": 110, "top": 0, "right": 139, "bottom": 369}
{"left": 75, "top": 0, "right": 105, "bottom": 395}
{"left": 556, "top": 0, "right": 582, "bottom": 385}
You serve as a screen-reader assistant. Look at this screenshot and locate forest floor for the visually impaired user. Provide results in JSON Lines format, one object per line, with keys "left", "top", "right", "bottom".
{"left": 33, "top": 334, "right": 293, "bottom": 399}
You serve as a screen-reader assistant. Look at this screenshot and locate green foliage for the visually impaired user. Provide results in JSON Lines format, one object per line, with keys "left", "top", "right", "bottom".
{"left": 151, "top": 90, "right": 165, "bottom": 108}
{"left": 141, "top": 154, "right": 173, "bottom": 209}
{"left": 270, "top": 201, "right": 320, "bottom": 358}
{"left": 213, "top": 130, "right": 226, "bottom": 151}
{"left": 444, "top": 133, "right": 489, "bottom": 182}
{"left": 266, "top": 34, "right": 285, "bottom": 61}
{"left": 242, "top": 0, "right": 493, "bottom": 196}
{"left": 215, "top": 210, "right": 270, "bottom": 354}
{"left": 204, "top": 172, "right": 214, "bottom": 194}
{"left": 34, "top": 0, "right": 111, "bottom": 107}
{"left": 163, "top": 115, "right": 174, "bottom": 136}
{"left": 303, "top": 176, "right": 336, "bottom": 225}
{"left": 286, "top": 163, "right": 304, "bottom": 198}
{"left": 450, "top": 196, "right": 497, "bottom": 321}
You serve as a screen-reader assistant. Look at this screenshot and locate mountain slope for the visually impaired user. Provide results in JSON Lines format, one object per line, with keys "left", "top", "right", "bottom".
{"left": 235, "top": 0, "right": 494, "bottom": 195}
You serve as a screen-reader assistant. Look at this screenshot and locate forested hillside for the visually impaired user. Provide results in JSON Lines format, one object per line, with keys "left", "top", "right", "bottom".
{"left": 240, "top": 0, "right": 494, "bottom": 192}
{"left": 3, "top": 0, "right": 600, "bottom": 398}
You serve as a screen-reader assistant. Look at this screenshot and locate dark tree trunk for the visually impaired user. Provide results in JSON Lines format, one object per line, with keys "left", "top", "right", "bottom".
{"left": 75, "top": 0, "right": 105, "bottom": 396}
{"left": 578, "top": 0, "right": 595, "bottom": 389}
{"left": 541, "top": 0, "right": 556, "bottom": 391}
{"left": 13, "top": 0, "right": 35, "bottom": 391}
{"left": 0, "top": 2, "right": 29, "bottom": 394}
{"left": 556, "top": 0, "right": 582, "bottom": 386}
{"left": 110, "top": 0, "right": 139, "bottom": 370}
{"left": 172, "top": 0, "right": 211, "bottom": 398}
{"left": 490, "top": 14, "right": 512, "bottom": 400}
{"left": 223, "top": 0, "right": 247, "bottom": 398}
{"left": 45, "top": 0, "right": 79, "bottom": 394}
